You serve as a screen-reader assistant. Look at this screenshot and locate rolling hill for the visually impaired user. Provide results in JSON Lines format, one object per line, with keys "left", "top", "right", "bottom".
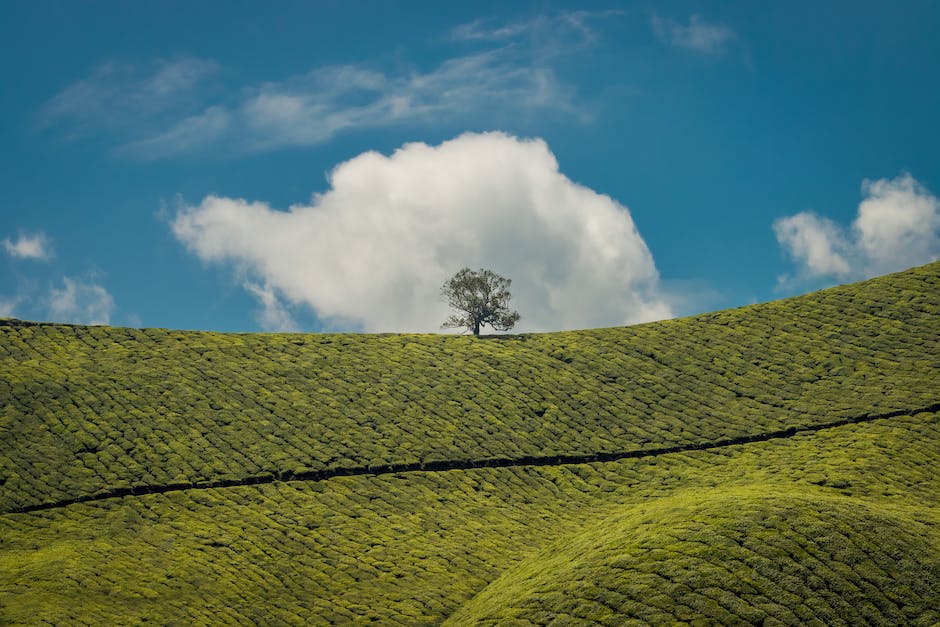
{"left": 1, "top": 262, "right": 938, "bottom": 624}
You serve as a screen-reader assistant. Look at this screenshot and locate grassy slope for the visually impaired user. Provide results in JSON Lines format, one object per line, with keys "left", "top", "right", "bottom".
{"left": 2, "top": 412, "right": 938, "bottom": 624}
{"left": 2, "top": 263, "right": 937, "bottom": 513}
{"left": 0, "top": 262, "right": 938, "bottom": 624}
{"left": 448, "top": 485, "right": 940, "bottom": 626}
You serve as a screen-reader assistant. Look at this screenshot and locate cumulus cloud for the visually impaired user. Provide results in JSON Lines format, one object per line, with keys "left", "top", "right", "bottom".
{"left": 172, "top": 132, "right": 671, "bottom": 333}
{"left": 651, "top": 14, "right": 735, "bottom": 55}
{"left": 48, "top": 277, "right": 115, "bottom": 325}
{"left": 775, "top": 173, "right": 940, "bottom": 283}
{"left": 773, "top": 213, "right": 852, "bottom": 279}
{"left": 2, "top": 232, "right": 53, "bottom": 260}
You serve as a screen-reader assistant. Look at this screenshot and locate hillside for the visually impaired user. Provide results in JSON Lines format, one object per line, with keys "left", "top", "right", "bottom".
{"left": 1, "top": 262, "right": 938, "bottom": 624}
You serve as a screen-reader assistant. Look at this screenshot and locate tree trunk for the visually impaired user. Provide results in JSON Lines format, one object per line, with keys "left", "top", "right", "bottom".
{"left": 473, "top": 319, "right": 480, "bottom": 336}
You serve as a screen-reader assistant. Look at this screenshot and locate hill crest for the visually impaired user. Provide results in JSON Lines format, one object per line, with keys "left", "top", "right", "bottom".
{"left": 1, "top": 262, "right": 938, "bottom": 624}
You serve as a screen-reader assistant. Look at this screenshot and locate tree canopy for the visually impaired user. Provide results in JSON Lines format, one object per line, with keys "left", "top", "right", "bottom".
{"left": 441, "top": 268, "right": 520, "bottom": 336}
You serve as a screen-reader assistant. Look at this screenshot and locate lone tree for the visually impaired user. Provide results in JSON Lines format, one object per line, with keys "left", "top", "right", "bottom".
{"left": 441, "top": 268, "right": 521, "bottom": 336}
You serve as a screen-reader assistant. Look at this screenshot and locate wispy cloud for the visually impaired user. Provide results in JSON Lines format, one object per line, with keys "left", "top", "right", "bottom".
{"left": 0, "top": 295, "right": 21, "bottom": 318}
{"left": 451, "top": 18, "right": 534, "bottom": 42}
{"left": 244, "top": 281, "right": 299, "bottom": 332}
{"left": 118, "top": 106, "right": 231, "bottom": 158}
{"left": 450, "top": 10, "right": 621, "bottom": 45}
{"left": 3, "top": 231, "right": 53, "bottom": 260}
{"left": 40, "top": 13, "right": 607, "bottom": 159}
{"left": 775, "top": 173, "right": 940, "bottom": 285}
{"left": 48, "top": 276, "right": 115, "bottom": 325}
{"left": 1, "top": 228, "right": 117, "bottom": 323}
{"left": 651, "top": 14, "right": 736, "bottom": 55}
{"left": 39, "top": 57, "right": 219, "bottom": 138}
{"left": 119, "top": 50, "right": 575, "bottom": 158}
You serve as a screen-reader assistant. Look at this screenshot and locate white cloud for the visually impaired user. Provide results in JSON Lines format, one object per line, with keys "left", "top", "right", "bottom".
{"left": 854, "top": 175, "right": 940, "bottom": 275}
{"left": 172, "top": 132, "right": 671, "bottom": 333}
{"left": 775, "top": 173, "right": 940, "bottom": 282}
{"left": 773, "top": 213, "right": 852, "bottom": 279}
{"left": 651, "top": 14, "right": 735, "bottom": 55}
{"left": 244, "top": 281, "right": 299, "bottom": 332}
{"left": 48, "top": 277, "right": 115, "bottom": 325}
{"left": 2, "top": 232, "right": 53, "bottom": 260}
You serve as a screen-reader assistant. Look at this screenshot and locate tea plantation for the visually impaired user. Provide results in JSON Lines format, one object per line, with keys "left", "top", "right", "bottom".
{"left": 1, "top": 262, "right": 938, "bottom": 624}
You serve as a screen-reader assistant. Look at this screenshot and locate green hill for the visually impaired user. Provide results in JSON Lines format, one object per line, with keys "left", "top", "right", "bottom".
{"left": 1, "top": 262, "right": 938, "bottom": 624}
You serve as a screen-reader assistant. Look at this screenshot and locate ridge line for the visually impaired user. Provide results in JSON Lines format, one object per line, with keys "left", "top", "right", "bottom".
{"left": 5, "top": 402, "right": 939, "bottom": 516}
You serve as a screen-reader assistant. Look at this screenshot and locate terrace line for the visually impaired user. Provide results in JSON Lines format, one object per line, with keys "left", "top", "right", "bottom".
{"left": 5, "top": 401, "right": 939, "bottom": 516}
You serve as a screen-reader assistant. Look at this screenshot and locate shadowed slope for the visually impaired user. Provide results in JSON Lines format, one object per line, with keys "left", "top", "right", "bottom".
{"left": 7, "top": 401, "right": 938, "bottom": 515}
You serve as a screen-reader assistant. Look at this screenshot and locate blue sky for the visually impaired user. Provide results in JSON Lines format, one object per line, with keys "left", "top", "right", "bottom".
{"left": 2, "top": 1, "right": 938, "bottom": 333}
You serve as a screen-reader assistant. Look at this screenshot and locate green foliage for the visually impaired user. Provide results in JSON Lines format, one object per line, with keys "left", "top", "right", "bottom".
{"left": 1, "top": 263, "right": 936, "bottom": 513}
{"left": 447, "top": 483, "right": 940, "bottom": 625}
{"left": 0, "top": 262, "right": 938, "bottom": 624}
{"left": 2, "top": 411, "right": 938, "bottom": 625}
{"left": 441, "top": 267, "right": 520, "bottom": 335}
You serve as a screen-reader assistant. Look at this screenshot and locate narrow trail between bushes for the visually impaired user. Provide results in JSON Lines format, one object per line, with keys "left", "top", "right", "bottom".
{"left": 6, "top": 402, "right": 939, "bottom": 516}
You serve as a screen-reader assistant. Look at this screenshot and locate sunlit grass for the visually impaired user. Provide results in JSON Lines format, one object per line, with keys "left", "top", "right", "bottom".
{"left": 0, "top": 262, "right": 937, "bottom": 623}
